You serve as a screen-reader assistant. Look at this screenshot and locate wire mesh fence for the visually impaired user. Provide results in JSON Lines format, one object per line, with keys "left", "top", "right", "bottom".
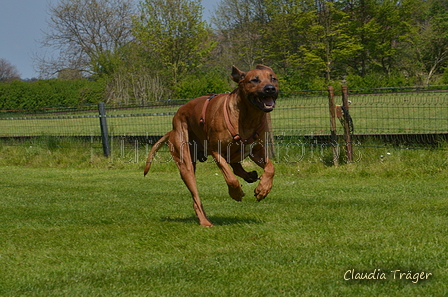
{"left": 0, "top": 100, "right": 189, "bottom": 137}
{"left": 1, "top": 87, "right": 447, "bottom": 163}
{"left": 350, "top": 91, "right": 448, "bottom": 134}
{"left": 277, "top": 88, "right": 448, "bottom": 135}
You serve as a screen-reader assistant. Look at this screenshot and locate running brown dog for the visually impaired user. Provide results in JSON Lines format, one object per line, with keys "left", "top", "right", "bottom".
{"left": 144, "top": 65, "right": 279, "bottom": 226}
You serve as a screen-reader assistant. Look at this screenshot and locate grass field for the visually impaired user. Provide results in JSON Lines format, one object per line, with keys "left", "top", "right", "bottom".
{"left": 0, "top": 145, "right": 447, "bottom": 296}
{"left": 1, "top": 90, "right": 447, "bottom": 137}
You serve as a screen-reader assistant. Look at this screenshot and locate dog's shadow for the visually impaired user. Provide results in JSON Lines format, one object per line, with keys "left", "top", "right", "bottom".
{"left": 161, "top": 215, "right": 264, "bottom": 226}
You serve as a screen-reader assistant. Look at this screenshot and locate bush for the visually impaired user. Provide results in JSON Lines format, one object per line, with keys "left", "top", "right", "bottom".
{"left": 345, "top": 72, "right": 413, "bottom": 89}
{"left": 0, "top": 79, "right": 106, "bottom": 109}
{"left": 440, "top": 67, "right": 448, "bottom": 84}
{"left": 277, "top": 69, "right": 326, "bottom": 92}
{"left": 174, "top": 67, "right": 232, "bottom": 99}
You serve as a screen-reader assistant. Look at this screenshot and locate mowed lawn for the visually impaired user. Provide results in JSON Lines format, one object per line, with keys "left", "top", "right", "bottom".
{"left": 0, "top": 158, "right": 447, "bottom": 296}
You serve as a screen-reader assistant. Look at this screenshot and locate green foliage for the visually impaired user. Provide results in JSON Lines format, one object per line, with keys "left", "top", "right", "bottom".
{"left": 0, "top": 79, "right": 105, "bottom": 109}
{"left": 441, "top": 67, "right": 448, "bottom": 84}
{"left": 91, "top": 50, "right": 124, "bottom": 78}
{"left": 345, "top": 72, "right": 414, "bottom": 89}
{"left": 213, "top": 0, "right": 447, "bottom": 88}
{"left": 133, "top": 0, "right": 216, "bottom": 85}
{"left": 278, "top": 69, "right": 327, "bottom": 91}
{"left": 174, "top": 67, "right": 232, "bottom": 98}
{"left": 413, "top": 0, "right": 448, "bottom": 84}
{"left": 3, "top": 0, "right": 448, "bottom": 108}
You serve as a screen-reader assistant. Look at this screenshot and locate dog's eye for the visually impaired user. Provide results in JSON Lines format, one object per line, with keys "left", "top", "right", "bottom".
{"left": 250, "top": 78, "right": 260, "bottom": 83}
{"left": 271, "top": 77, "right": 278, "bottom": 83}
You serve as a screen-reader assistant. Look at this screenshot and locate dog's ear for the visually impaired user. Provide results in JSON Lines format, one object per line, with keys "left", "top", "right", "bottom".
{"left": 256, "top": 64, "right": 273, "bottom": 72}
{"left": 231, "top": 65, "right": 246, "bottom": 83}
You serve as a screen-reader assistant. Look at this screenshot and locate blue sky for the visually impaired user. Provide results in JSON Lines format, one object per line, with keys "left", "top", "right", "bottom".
{"left": 0, "top": 0, "right": 219, "bottom": 79}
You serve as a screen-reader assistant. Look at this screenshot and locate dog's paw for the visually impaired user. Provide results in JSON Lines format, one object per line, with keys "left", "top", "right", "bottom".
{"left": 229, "top": 185, "right": 245, "bottom": 201}
{"left": 244, "top": 170, "right": 258, "bottom": 183}
{"left": 254, "top": 184, "right": 271, "bottom": 201}
{"left": 197, "top": 151, "right": 208, "bottom": 162}
{"left": 199, "top": 221, "right": 214, "bottom": 227}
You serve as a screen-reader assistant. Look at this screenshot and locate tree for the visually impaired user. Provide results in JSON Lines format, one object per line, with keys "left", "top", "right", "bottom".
{"left": 103, "top": 43, "right": 172, "bottom": 103}
{"left": 315, "top": 1, "right": 363, "bottom": 82}
{"left": 0, "top": 59, "right": 21, "bottom": 82}
{"left": 341, "top": 0, "right": 420, "bottom": 77}
{"left": 37, "top": 0, "right": 135, "bottom": 78}
{"left": 133, "top": 0, "right": 216, "bottom": 85}
{"left": 212, "top": 0, "right": 268, "bottom": 69}
{"left": 414, "top": 0, "right": 448, "bottom": 84}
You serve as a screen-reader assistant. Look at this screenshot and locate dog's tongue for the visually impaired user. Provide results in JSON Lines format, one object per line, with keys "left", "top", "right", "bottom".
{"left": 262, "top": 97, "right": 276, "bottom": 109}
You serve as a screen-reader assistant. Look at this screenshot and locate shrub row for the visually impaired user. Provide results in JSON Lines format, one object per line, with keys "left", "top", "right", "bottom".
{"left": 0, "top": 79, "right": 105, "bottom": 109}
{"left": 2, "top": 68, "right": 448, "bottom": 109}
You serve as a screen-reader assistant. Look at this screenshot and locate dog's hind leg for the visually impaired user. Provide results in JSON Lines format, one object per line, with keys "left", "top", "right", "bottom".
{"left": 230, "top": 163, "right": 258, "bottom": 183}
{"left": 171, "top": 127, "right": 213, "bottom": 227}
{"left": 188, "top": 133, "right": 207, "bottom": 167}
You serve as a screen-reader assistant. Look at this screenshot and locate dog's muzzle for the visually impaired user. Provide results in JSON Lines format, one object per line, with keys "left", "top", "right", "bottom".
{"left": 250, "top": 84, "right": 278, "bottom": 112}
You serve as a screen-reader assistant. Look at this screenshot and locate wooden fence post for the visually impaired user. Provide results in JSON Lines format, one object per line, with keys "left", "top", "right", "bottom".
{"left": 98, "top": 102, "right": 111, "bottom": 157}
{"left": 341, "top": 85, "right": 353, "bottom": 162}
{"left": 327, "top": 86, "right": 339, "bottom": 166}
{"left": 266, "top": 113, "right": 275, "bottom": 159}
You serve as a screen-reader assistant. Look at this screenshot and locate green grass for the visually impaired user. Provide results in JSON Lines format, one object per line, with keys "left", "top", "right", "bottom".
{"left": 0, "top": 146, "right": 447, "bottom": 296}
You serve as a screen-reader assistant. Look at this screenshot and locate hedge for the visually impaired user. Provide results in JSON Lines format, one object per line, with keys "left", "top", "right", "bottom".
{"left": 0, "top": 79, "right": 106, "bottom": 109}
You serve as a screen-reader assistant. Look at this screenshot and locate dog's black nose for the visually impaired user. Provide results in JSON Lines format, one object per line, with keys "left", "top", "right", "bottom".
{"left": 264, "top": 84, "right": 277, "bottom": 94}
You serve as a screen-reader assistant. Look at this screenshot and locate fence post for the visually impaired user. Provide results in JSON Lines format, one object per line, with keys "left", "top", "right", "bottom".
{"left": 327, "top": 86, "right": 339, "bottom": 166}
{"left": 266, "top": 113, "right": 275, "bottom": 159}
{"left": 341, "top": 85, "right": 353, "bottom": 162}
{"left": 98, "top": 102, "right": 111, "bottom": 157}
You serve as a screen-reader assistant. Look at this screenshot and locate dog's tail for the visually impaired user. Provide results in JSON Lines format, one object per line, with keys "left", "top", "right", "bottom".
{"left": 144, "top": 132, "right": 170, "bottom": 176}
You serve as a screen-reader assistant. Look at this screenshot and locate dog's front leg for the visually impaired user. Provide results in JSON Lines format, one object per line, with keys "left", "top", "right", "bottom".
{"left": 212, "top": 151, "right": 245, "bottom": 201}
{"left": 249, "top": 144, "right": 275, "bottom": 201}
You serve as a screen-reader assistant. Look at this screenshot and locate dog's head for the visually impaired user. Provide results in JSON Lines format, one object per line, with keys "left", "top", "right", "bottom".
{"left": 231, "top": 65, "right": 279, "bottom": 112}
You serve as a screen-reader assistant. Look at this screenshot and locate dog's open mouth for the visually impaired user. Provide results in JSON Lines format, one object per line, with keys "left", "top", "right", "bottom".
{"left": 252, "top": 96, "right": 276, "bottom": 112}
